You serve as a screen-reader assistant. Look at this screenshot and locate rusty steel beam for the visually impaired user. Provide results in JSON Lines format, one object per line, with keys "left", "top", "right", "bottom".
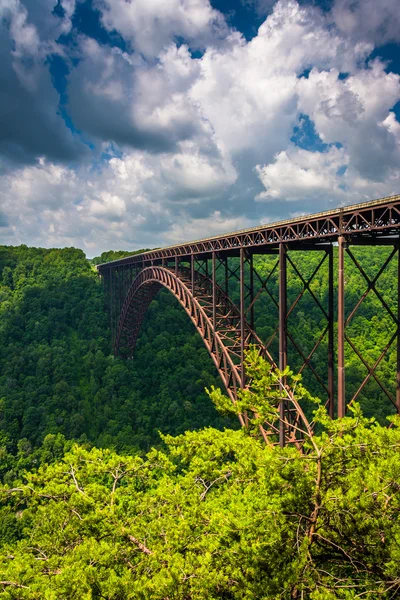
{"left": 279, "top": 243, "right": 287, "bottom": 447}
{"left": 212, "top": 252, "right": 217, "bottom": 330}
{"left": 249, "top": 253, "right": 255, "bottom": 331}
{"left": 224, "top": 256, "right": 229, "bottom": 297}
{"left": 240, "top": 248, "right": 246, "bottom": 388}
{"left": 328, "top": 245, "right": 334, "bottom": 418}
{"left": 113, "top": 264, "right": 298, "bottom": 437}
{"left": 191, "top": 254, "right": 195, "bottom": 295}
{"left": 116, "top": 265, "right": 251, "bottom": 426}
{"left": 97, "top": 195, "right": 400, "bottom": 271}
{"left": 398, "top": 238, "right": 400, "bottom": 413}
{"left": 337, "top": 235, "right": 346, "bottom": 418}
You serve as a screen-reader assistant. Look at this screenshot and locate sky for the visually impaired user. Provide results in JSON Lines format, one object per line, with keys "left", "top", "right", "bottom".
{"left": 0, "top": 0, "right": 400, "bottom": 256}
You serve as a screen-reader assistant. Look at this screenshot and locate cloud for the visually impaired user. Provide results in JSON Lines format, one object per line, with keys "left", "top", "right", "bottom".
{"left": 163, "top": 211, "right": 254, "bottom": 245}
{"left": 158, "top": 143, "right": 237, "bottom": 201}
{"left": 0, "top": 0, "right": 86, "bottom": 167}
{"left": 67, "top": 40, "right": 207, "bottom": 153}
{"left": 255, "top": 143, "right": 400, "bottom": 204}
{"left": 1, "top": 0, "right": 400, "bottom": 254}
{"left": 331, "top": 0, "right": 400, "bottom": 45}
{"left": 189, "top": 0, "right": 371, "bottom": 164}
{"left": 297, "top": 62, "right": 400, "bottom": 179}
{"left": 255, "top": 145, "right": 348, "bottom": 201}
{"left": 95, "top": 0, "right": 228, "bottom": 58}
{"left": 0, "top": 144, "right": 239, "bottom": 255}
{"left": 0, "top": 209, "right": 9, "bottom": 228}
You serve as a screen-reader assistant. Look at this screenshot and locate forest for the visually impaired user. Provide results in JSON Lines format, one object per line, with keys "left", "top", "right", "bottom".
{"left": 0, "top": 244, "right": 399, "bottom": 598}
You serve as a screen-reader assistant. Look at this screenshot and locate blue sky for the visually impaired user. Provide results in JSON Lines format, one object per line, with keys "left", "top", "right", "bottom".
{"left": 0, "top": 0, "right": 400, "bottom": 255}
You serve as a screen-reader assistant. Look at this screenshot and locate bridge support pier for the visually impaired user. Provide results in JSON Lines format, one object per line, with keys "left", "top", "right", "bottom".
{"left": 240, "top": 248, "right": 246, "bottom": 388}
{"left": 279, "top": 243, "right": 287, "bottom": 447}
{"left": 328, "top": 244, "right": 335, "bottom": 418}
{"left": 338, "top": 236, "right": 346, "bottom": 418}
{"left": 191, "top": 254, "right": 195, "bottom": 295}
{"left": 397, "top": 238, "right": 400, "bottom": 413}
{"left": 212, "top": 252, "right": 217, "bottom": 330}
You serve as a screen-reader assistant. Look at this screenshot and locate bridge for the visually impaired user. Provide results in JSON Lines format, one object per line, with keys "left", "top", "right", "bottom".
{"left": 97, "top": 194, "right": 400, "bottom": 445}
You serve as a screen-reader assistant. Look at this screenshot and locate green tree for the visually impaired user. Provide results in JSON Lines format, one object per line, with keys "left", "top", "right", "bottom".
{"left": 1, "top": 353, "right": 399, "bottom": 598}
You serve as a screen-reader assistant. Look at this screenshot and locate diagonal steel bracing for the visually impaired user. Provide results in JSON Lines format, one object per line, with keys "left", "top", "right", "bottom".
{"left": 340, "top": 242, "right": 399, "bottom": 414}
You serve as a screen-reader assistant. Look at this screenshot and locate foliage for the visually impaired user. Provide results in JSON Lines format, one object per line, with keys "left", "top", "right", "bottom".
{"left": 0, "top": 353, "right": 399, "bottom": 598}
{"left": 209, "top": 346, "right": 318, "bottom": 435}
{"left": 0, "top": 245, "right": 231, "bottom": 457}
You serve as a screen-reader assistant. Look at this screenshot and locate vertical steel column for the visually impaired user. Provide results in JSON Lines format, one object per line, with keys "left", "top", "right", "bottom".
{"left": 109, "top": 266, "right": 113, "bottom": 344}
{"left": 279, "top": 243, "right": 287, "bottom": 447}
{"left": 175, "top": 256, "right": 178, "bottom": 275}
{"left": 191, "top": 254, "right": 195, "bottom": 295}
{"left": 224, "top": 256, "right": 229, "bottom": 297}
{"left": 112, "top": 268, "right": 117, "bottom": 351}
{"left": 337, "top": 235, "right": 346, "bottom": 418}
{"left": 327, "top": 245, "right": 334, "bottom": 418}
{"left": 240, "top": 248, "right": 246, "bottom": 387}
{"left": 212, "top": 252, "right": 217, "bottom": 330}
{"left": 249, "top": 252, "right": 254, "bottom": 331}
{"left": 397, "top": 238, "right": 400, "bottom": 413}
{"left": 118, "top": 266, "right": 122, "bottom": 315}
{"left": 115, "top": 267, "right": 119, "bottom": 346}
{"left": 115, "top": 268, "right": 119, "bottom": 343}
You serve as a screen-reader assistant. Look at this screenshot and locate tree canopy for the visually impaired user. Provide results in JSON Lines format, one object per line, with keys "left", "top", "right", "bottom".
{"left": 1, "top": 352, "right": 399, "bottom": 599}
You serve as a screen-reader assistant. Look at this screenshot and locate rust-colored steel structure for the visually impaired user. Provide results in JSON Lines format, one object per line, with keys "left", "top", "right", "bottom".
{"left": 98, "top": 194, "right": 400, "bottom": 445}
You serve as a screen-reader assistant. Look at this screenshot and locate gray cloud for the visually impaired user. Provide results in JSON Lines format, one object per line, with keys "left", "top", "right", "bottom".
{"left": 67, "top": 40, "right": 207, "bottom": 154}
{"left": 95, "top": 0, "right": 228, "bottom": 58}
{"left": 0, "top": 4, "right": 87, "bottom": 167}
{"left": 331, "top": 0, "right": 400, "bottom": 45}
{"left": 0, "top": 209, "right": 9, "bottom": 228}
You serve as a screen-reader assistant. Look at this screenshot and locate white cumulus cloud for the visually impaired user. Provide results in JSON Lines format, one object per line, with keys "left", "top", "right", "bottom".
{"left": 0, "top": 0, "right": 400, "bottom": 253}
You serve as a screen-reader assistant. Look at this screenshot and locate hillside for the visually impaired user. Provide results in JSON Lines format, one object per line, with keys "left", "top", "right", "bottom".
{"left": 0, "top": 245, "right": 231, "bottom": 456}
{"left": 0, "top": 244, "right": 397, "bottom": 458}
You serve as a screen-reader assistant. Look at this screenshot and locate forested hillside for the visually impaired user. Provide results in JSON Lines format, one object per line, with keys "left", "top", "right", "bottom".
{"left": 0, "top": 245, "right": 230, "bottom": 457}
{"left": 1, "top": 244, "right": 399, "bottom": 598}
{"left": 0, "top": 244, "right": 398, "bottom": 459}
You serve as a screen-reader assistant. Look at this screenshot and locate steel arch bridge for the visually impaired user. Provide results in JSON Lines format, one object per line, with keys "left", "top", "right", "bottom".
{"left": 98, "top": 194, "right": 400, "bottom": 445}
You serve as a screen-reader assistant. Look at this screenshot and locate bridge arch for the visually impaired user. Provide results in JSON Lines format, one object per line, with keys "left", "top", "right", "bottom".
{"left": 114, "top": 265, "right": 310, "bottom": 443}
{"left": 115, "top": 266, "right": 248, "bottom": 424}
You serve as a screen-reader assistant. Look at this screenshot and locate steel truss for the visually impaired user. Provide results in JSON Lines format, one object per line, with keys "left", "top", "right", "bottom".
{"left": 98, "top": 195, "right": 400, "bottom": 445}
{"left": 338, "top": 237, "right": 400, "bottom": 417}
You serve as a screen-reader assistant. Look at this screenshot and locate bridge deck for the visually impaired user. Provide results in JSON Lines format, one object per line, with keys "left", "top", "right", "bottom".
{"left": 97, "top": 194, "right": 400, "bottom": 271}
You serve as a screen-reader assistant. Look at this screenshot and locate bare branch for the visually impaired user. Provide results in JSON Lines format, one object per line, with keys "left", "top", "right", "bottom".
{"left": 122, "top": 530, "right": 153, "bottom": 555}
{"left": 0, "top": 581, "right": 29, "bottom": 589}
